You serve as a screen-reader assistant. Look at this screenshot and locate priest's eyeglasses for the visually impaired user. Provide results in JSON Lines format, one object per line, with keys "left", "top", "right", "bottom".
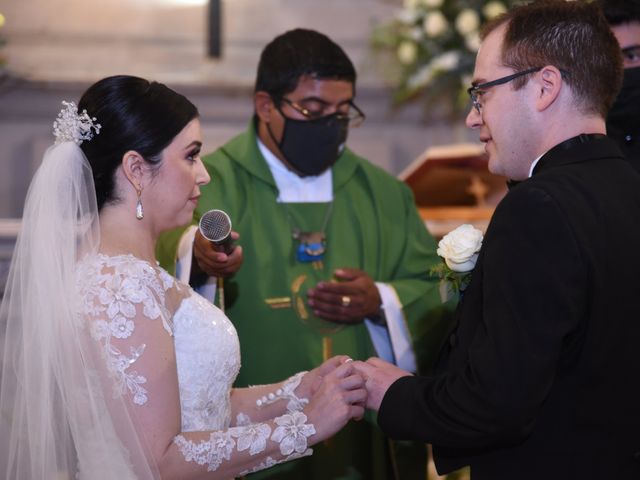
{"left": 279, "top": 97, "right": 366, "bottom": 127}
{"left": 467, "top": 66, "right": 542, "bottom": 114}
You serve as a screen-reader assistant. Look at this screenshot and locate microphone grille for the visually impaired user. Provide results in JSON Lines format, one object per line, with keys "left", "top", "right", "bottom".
{"left": 198, "top": 209, "right": 232, "bottom": 243}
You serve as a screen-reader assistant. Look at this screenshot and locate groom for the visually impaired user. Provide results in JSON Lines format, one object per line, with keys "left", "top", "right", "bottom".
{"left": 355, "top": 1, "right": 640, "bottom": 479}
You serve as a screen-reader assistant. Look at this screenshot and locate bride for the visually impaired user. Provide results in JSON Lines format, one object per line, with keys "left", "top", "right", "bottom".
{"left": 0, "top": 75, "right": 367, "bottom": 479}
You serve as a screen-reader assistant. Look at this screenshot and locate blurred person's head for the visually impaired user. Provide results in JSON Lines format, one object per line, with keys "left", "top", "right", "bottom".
{"left": 599, "top": 0, "right": 640, "bottom": 156}
{"left": 598, "top": 0, "right": 640, "bottom": 68}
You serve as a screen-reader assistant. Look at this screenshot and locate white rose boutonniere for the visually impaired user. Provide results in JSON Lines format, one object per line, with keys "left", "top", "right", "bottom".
{"left": 431, "top": 224, "right": 483, "bottom": 301}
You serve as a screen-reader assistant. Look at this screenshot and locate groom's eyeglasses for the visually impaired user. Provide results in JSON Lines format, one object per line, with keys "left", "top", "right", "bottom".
{"left": 467, "top": 67, "right": 542, "bottom": 114}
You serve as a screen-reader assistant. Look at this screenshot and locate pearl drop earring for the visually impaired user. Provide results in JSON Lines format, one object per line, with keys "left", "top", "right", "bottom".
{"left": 135, "top": 187, "right": 144, "bottom": 220}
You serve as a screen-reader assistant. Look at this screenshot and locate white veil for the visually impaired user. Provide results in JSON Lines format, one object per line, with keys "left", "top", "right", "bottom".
{"left": 0, "top": 139, "right": 159, "bottom": 479}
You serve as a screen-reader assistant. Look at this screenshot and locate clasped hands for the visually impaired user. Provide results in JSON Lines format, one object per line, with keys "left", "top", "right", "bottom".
{"left": 299, "top": 355, "right": 411, "bottom": 442}
{"left": 307, "top": 268, "right": 382, "bottom": 324}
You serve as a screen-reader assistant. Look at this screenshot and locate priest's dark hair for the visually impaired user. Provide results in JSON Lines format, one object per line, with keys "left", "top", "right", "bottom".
{"left": 78, "top": 75, "right": 199, "bottom": 210}
{"left": 254, "top": 28, "right": 357, "bottom": 98}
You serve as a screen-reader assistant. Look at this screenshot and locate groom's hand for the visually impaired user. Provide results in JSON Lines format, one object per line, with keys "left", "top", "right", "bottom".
{"left": 352, "top": 357, "right": 412, "bottom": 411}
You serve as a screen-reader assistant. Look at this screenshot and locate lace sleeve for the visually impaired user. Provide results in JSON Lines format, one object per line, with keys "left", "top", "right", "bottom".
{"left": 169, "top": 372, "right": 315, "bottom": 476}
{"left": 172, "top": 410, "right": 316, "bottom": 477}
{"left": 78, "top": 255, "right": 175, "bottom": 406}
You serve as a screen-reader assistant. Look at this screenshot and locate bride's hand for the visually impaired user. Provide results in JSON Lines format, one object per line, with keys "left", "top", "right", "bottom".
{"left": 303, "top": 360, "right": 367, "bottom": 444}
{"left": 297, "top": 355, "right": 352, "bottom": 400}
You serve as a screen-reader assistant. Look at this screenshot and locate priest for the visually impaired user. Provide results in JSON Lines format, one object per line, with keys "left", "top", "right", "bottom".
{"left": 157, "top": 28, "right": 449, "bottom": 479}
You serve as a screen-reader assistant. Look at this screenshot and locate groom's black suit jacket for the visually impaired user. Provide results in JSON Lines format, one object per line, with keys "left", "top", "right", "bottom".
{"left": 378, "top": 135, "right": 640, "bottom": 479}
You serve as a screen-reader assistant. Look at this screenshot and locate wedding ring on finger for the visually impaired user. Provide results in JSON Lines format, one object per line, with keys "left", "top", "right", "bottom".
{"left": 341, "top": 295, "right": 351, "bottom": 307}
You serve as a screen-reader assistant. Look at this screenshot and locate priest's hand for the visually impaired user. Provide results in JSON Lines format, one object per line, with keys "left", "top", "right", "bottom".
{"left": 192, "top": 229, "right": 243, "bottom": 278}
{"left": 352, "top": 357, "right": 412, "bottom": 411}
{"left": 306, "top": 268, "right": 382, "bottom": 324}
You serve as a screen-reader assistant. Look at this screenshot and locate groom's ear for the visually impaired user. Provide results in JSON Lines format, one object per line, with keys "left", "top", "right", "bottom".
{"left": 535, "top": 65, "right": 563, "bottom": 112}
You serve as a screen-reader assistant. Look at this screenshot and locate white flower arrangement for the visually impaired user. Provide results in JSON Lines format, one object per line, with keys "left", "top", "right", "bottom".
{"left": 431, "top": 224, "right": 483, "bottom": 301}
{"left": 371, "top": 0, "right": 522, "bottom": 117}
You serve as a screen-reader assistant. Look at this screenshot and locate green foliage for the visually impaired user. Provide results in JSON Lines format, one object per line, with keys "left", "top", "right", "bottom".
{"left": 430, "top": 262, "right": 472, "bottom": 293}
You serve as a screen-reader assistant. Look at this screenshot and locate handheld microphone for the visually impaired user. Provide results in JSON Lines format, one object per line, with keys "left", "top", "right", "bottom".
{"left": 198, "top": 209, "right": 234, "bottom": 254}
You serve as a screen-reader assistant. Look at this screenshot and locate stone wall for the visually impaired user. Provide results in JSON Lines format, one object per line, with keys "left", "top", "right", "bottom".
{"left": 1, "top": 0, "right": 400, "bottom": 87}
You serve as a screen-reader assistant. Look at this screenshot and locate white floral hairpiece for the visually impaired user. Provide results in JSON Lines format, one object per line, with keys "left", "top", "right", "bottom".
{"left": 53, "top": 100, "right": 102, "bottom": 145}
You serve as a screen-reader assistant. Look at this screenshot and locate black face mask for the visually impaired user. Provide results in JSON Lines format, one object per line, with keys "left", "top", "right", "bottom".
{"left": 607, "top": 66, "right": 640, "bottom": 140}
{"left": 268, "top": 111, "right": 349, "bottom": 177}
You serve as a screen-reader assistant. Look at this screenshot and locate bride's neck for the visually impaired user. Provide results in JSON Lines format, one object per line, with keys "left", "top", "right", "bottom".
{"left": 98, "top": 204, "right": 157, "bottom": 263}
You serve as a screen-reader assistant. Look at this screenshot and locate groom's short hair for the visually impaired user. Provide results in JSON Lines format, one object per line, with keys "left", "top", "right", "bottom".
{"left": 482, "top": 0, "right": 623, "bottom": 118}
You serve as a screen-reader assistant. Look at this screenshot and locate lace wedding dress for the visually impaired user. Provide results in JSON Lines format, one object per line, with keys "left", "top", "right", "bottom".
{"left": 76, "top": 253, "right": 311, "bottom": 478}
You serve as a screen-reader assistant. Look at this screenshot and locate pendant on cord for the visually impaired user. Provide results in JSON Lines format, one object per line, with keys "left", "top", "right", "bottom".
{"left": 293, "top": 230, "right": 326, "bottom": 263}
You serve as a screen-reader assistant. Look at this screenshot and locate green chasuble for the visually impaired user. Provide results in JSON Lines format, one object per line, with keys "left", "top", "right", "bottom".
{"left": 157, "top": 122, "right": 452, "bottom": 479}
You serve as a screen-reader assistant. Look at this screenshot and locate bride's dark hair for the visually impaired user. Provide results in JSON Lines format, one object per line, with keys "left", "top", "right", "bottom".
{"left": 78, "top": 75, "right": 199, "bottom": 210}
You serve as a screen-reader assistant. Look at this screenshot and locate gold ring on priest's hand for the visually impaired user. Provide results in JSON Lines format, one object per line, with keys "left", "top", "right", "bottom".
{"left": 341, "top": 296, "right": 351, "bottom": 307}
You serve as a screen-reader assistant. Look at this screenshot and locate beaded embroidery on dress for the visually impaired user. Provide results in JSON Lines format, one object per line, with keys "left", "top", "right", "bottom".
{"left": 173, "top": 289, "right": 241, "bottom": 431}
